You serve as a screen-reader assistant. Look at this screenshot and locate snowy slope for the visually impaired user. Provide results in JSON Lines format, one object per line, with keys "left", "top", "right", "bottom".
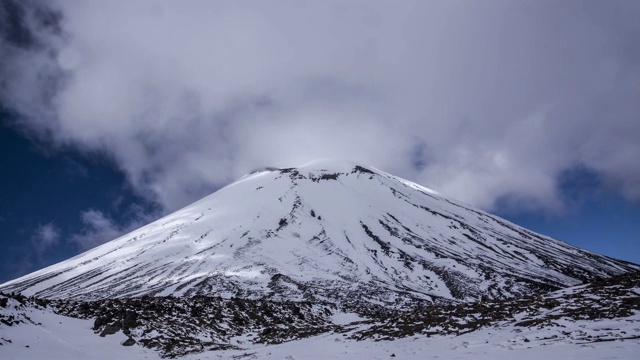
{"left": 2, "top": 272, "right": 639, "bottom": 359}
{"left": 195, "top": 326, "right": 640, "bottom": 360}
{"left": 3, "top": 308, "right": 639, "bottom": 360}
{"left": 0, "top": 295, "right": 158, "bottom": 359}
{"left": 1, "top": 160, "right": 637, "bottom": 305}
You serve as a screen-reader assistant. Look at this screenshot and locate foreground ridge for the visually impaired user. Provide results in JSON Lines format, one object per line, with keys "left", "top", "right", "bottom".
{"left": 1, "top": 271, "right": 639, "bottom": 358}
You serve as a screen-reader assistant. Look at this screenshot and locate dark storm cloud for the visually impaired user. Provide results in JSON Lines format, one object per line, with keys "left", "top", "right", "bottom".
{"left": 1, "top": 0, "right": 639, "bottom": 213}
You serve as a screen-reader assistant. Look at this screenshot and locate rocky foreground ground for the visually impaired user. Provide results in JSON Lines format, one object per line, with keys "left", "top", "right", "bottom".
{"left": 2, "top": 271, "right": 638, "bottom": 358}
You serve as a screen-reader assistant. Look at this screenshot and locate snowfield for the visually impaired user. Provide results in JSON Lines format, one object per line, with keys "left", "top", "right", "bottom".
{"left": 0, "top": 304, "right": 155, "bottom": 359}
{"left": 1, "top": 305, "right": 638, "bottom": 360}
{"left": 204, "top": 321, "right": 640, "bottom": 360}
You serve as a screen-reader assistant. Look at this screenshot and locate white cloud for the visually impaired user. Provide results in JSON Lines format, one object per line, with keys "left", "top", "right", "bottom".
{"left": 69, "top": 210, "right": 120, "bottom": 249}
{"left": 1, "top": 0, "right": 639, "bottom": 214}
{"left": 70, "top": 207, "right": 154, "bottom": 249}
{"left": 32, "top": 222, "right": 61, "bottom": 249}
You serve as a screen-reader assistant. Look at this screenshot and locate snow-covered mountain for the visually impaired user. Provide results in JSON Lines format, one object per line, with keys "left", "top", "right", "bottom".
{"left": 1, "top": 160, "right": 637, "bottom": 306}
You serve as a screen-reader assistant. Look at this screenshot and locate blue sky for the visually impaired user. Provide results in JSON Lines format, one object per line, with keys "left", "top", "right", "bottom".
{"left": 1, "top": 1, "right": 639, "bottom": 282}
{"left": 0, "top": 116, "right": 158, "bottom": 282}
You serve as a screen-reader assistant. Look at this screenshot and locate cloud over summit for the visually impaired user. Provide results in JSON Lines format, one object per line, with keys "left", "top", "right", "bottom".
{"left": 1, "top": 0, "right": 639, "bottom": 213}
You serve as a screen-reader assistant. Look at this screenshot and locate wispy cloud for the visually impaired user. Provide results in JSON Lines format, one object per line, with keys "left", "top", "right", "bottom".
{"left": 32, "top": 221, "right": 61, "bottom": 250}
{"left": 70, "top": 206, "right": 155, "bottom": 250}
{"left": 1, "top": 0, "right": 639, "bottom": 214}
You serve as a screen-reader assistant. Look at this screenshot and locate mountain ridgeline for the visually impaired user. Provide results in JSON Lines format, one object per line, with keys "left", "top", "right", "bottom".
{"left": 1, "top": 160, "right": 637, "bottom": 308}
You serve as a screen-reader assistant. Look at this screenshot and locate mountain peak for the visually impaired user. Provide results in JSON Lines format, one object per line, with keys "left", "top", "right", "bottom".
{"left": 296, "top": 159, "right": 373, "bottom": 172}
{"left": 247, "top": 159, "right": 377, "bottom": 178}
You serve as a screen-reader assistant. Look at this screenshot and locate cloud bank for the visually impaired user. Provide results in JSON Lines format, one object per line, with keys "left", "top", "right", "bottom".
{"left": 2, "top": 0, "right": 639, "bottom": 214}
